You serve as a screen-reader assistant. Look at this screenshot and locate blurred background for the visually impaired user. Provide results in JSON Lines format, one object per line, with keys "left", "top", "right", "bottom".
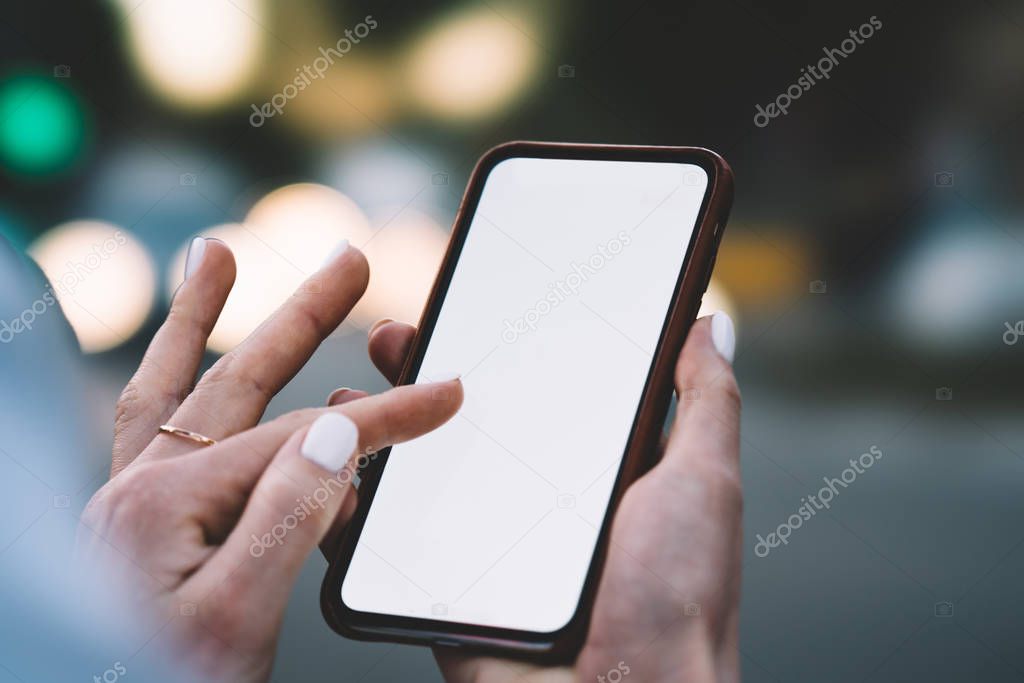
{"left": 2, "top": 0, "right": 1024, "bottom": 681}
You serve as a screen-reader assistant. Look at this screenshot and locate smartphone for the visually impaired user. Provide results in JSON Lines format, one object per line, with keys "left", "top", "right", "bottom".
{"left": 322, "top": 142, "right": 733, "bottom": 659}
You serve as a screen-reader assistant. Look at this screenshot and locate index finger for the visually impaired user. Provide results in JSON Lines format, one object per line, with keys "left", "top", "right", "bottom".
{"left": 182, "top": 376, "right": 464, "bottom": 620}
{"left": 184, "top": 376, "right": 465, "bottom": 524}
{"left": 149, "top": 242, "right": 369, "bottom": 457}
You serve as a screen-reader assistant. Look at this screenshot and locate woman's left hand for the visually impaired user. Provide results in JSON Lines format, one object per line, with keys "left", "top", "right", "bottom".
{"left": 77, "top": 238, "right": 463, "bottom": 682}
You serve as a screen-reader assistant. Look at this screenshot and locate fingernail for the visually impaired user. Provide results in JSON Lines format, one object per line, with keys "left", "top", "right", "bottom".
{"left": 430, "top": 371, "right": 461, "bottom": 383}
{"left": 301, "top": 413, "right": 359, "bottom": 472}
{"left": 710, "top": 311, "right": 736, "bottom": 364}
{"left": 368, "top": 318, "right": 393, "bottom": 337}
{"left": 326, "top": 387, "right": 367, "bottom": 406}
{"left": 184, "top": 237, "right": 207, "bottom": 279}
{"left": 321, "top": 239, "right": 350, "bottom": 269}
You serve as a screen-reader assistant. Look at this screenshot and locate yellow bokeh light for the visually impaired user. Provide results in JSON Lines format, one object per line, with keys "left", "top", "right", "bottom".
{"left": 697, "top": 278, "right": 739, "bottom": 332}
{"left": 283, "top": 57, "right": 397, "bottom": 136}
{"left": 120, "top": 0, "right": 264, "bottom": 108}
{"left": 30, "top": 220, "right": 156, "bottom": 353}
{"left": 405, "top": 7, "right": 540, "bottom": 120}
{"left": 351, "top": 209, "right": 449, "bottom": 327}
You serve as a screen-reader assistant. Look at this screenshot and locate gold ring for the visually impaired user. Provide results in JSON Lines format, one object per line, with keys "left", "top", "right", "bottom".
{"left": 158, "top": 424, "right": 217, "bottom": 447}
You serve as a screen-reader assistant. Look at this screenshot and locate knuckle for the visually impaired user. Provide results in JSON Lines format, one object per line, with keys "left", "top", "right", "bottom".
{"left": 113, "top": 379, "right": 143, "bottom": 433}
{"left": 201, "top": 355, "right": 274, "bottom": 403}
{"left": 197, "top": 590, "right": 250, "bottom": 642}
{"left": 114, "top": 372, "right": 185, "bottom": 436}
{"left": 291, "top": 297, "right": 336, "bottom": 341}
{"left": 692, "top": 459, "right": 744, "bottom": 513}
{"left": 711, "top": 466, "right": 744, "bottom": 509}
{"left": 715, "top": 371, "right": 742, "bottom": 415}
{"left": 165, "top": 302, "right": 200, "bottom": 334}
{"left": 165, "top": 296, "right": 217, "bottom": 340}
{"left": 258, "top": 471, "right": 305, "bottom": 518}
{"left": 84, "top": 463, "right": 171, "bottom": 531}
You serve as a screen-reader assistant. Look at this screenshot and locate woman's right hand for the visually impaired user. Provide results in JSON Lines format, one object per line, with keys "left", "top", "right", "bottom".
{"left": 77, "top": 238, "right": 464, "bottom": 683}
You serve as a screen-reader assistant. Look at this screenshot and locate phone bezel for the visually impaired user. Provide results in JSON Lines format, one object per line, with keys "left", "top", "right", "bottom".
{"left": 321, "top": 141, "right": 734, "bottom": 661}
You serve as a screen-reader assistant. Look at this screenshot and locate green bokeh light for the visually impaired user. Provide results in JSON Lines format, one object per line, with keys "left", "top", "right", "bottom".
{"left": 0, "top": 74, "right": 85, "bottom": 176}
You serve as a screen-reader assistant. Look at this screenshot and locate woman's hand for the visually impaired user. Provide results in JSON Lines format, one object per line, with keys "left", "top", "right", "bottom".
{"left": 76, "top": 238, "right": 463, "bottom": 683}
{"left": 362, "top": 314, "right": 742, "bottom": 683}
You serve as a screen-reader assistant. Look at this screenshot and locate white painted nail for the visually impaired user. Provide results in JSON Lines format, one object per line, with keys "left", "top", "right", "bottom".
{"left": 710, "top": 311, "right": 736, "bottom": 364}
{"left": 321, "top": 239, "right": 350, "bottom": 269}
{"left": 301, "top": 413, "right": 359, "bottom": 472}
{"left": 430, "top": 371, "right": 461, "bottom": 383}
{"left": 184, "top": 237, "right": 207, "bottom": 279}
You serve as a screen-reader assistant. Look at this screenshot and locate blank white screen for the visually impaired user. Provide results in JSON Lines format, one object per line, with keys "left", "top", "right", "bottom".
{"left": 342, "top": 157, "right": 708, "bottom": 633}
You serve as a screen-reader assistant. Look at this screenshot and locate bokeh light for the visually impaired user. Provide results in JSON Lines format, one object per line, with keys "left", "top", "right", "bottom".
{"left": 351, "top": 209, "right": 449, "bottom": 326}
{"left": 322, "top": 139, "right": 450, "bottom": 214}
{"left": 29, "top": 221, "right": 156, "bottom": 353}
{"left": 404, "top": 7, "right": 540, "bottom": 121}
{"left": 283, "top": 57, "right": 397, "bottom": 136}
{"left": 118, "top": 0, "right": 265, "bottom": 108}
{"left": 697, "top": 278, "right": 738, "bottom": 331}
{"left": 888, "top": 228, "right": 1024, "bottom": 349}
{"left": 167, "top": 223, "right": 284, "bottom": 353}
{"left": 0, "top": 75, "right": 84, "bottom": 176}
{"left": 245, "top": 183, "right": 375, "bottom": 262}
{"left": 168, "top": 185, "right": 374, "bottom": 353}
{"left": 712, "top": 228, "right": 811, "bottom": 307}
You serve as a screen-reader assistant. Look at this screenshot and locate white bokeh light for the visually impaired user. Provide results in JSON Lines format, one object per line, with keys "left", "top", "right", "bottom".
{"left": 120, "top": 0, "right": 264, "bottom": 108}
{"left": 167, "top": 185, "right": 374, "bottom": 353}
{"left": 351, "top": 209, "right": 449, "bottom": 327}
{"left": 30, "top": 220, "right": 156, "bottom": 353}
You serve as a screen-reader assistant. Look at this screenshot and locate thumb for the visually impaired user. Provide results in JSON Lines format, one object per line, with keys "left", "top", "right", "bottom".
{"left": 658, "top": 312, "right": 740, "bottom": 481}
